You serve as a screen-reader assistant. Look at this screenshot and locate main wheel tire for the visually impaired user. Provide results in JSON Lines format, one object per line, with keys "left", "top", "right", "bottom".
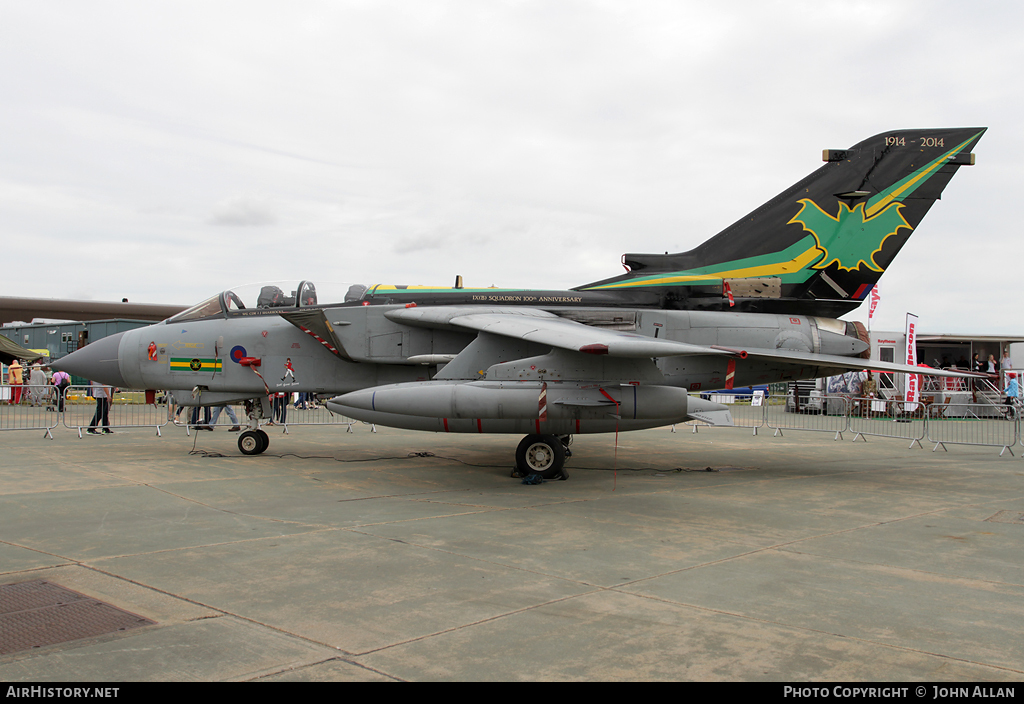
{"left": 256, "top": 429, "right": 269, "bottom": 454}
{"left": 516, "top": 434, "right": 566, "bottom": 480}
{"left": 238, "top": 430, "right": 263, "bottom": 456}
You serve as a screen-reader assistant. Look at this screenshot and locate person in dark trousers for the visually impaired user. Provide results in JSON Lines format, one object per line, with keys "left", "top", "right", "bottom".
{"left": 51, "top": 369, "right": 70, "bottom": 412}
{"left": 87, "top": 380, "right": 113, "bottom": 434}
{"left": 269, "top": 392, "right": 288, "bottom": 425}
{"left": 190, "top": 404, "right": 213, "bottom": 430}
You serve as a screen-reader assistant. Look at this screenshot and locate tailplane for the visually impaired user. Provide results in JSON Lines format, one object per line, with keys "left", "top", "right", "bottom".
{"left": 578, "top": 128, "right": 986, "bottom": 316}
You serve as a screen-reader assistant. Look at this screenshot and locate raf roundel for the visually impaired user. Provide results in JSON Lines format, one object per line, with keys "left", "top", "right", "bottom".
{"left": 230, "top": 345, "right": 248, "bottom": 364}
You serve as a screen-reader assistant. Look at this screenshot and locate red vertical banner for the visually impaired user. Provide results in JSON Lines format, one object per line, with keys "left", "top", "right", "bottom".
{"left": 868, "top": 286, "right": 880, "bottom": 329}
{"left": 904, "top": 313, "right": 919, "bottom": 412}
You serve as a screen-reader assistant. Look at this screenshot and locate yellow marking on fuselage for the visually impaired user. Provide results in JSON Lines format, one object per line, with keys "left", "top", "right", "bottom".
{"left": 591, "top": 244, "right": 823, "bottom": 289}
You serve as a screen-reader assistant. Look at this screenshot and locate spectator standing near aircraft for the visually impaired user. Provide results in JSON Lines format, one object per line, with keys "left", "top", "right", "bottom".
{"left": 164, "top": 390, "right": 177, "bottom": 422}
{"left": 862, "top": 371, "right": 878, "bottom": 399}
{"left": 7, "top": 358, "right": 23, "bottom": 404}
{"left": 87, "top": 380, "right": 113, "bottom": 434}
{"left": 270, "top": 391, "right": 288, "bottom": 426}
{"left": 190, "top": 404, "right": 212, "bottom": 430}
{"left": 209, "top": 405, "right": 241, "bottom": 431}
{"left": 28, "top": 364, "right": 47, "bottom": 406}
{"left": 51, "top": 369, "right": 71, "bottom": 413}
{"left": 1004, "top": 373, "right": 1019, "bottom": 412}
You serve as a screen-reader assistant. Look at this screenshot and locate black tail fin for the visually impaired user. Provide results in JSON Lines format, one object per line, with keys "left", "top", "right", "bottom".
{"left": 578, "top": 128, "right": 986, "bottom": 316}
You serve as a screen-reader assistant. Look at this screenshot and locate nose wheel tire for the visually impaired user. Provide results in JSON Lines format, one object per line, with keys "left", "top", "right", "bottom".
{"left": 516, "top": 434, "right": 567, "bottom": 480}
{"left": 238, "top": 430, "right": 269, "bottom": 455}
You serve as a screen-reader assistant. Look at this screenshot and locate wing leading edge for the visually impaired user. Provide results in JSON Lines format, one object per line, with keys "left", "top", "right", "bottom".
{"left": 386, "top": 306, "right": 733, "bottom": 359}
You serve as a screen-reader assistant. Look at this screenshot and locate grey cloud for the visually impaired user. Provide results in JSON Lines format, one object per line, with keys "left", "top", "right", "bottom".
{"left": 208, "top": 197, "right": 278, "bottom": 227}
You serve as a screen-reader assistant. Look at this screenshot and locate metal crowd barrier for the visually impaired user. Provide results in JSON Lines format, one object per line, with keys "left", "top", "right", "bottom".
{"left": 169, "top": 403, "right": 247, "bottom": 436}
{"left": 62, "top": 386, "right": 168, "bottom": 437}
{"left": 764, "top": 392, "right": 848, "bottom": 440}
{"left": 0, "top": 384, "right": 61, "bottom": 438}
{"left": 848, "top": 396, "right": 928, "bottom": 448}
{"left": 925, "top": 401, "right": 1017, "bottom": 456}
{"left": 273, "top": 398, "right": 357, "bottom": 434}
{"left": 681, "top": 392, "right": 1018, "bottom": 455}
{"left": 2, "top": 382, "right": 1019, "bottom": 458}
{"left": 1018, "top": 404, "right": 1024, "bottom": 457}
{"left": 167, "top": 396, "right": 357, "bottom": 435}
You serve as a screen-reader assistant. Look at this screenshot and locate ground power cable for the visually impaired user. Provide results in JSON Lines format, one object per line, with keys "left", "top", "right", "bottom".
{"left": 185, "top": 444, "right": 734, "bottom": 475}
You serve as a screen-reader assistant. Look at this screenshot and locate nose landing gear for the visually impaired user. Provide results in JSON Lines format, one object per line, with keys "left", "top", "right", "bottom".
{"left": 238, "top": 428, "right": 270, "bottom": 455}
{"left": 238, "top": 398, "right": 271, "bottom": 455}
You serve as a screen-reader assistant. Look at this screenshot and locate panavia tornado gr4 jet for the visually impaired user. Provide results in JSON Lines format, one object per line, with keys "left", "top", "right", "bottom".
{"left": 55, "top": 128, "right": 985, "bottom": 476}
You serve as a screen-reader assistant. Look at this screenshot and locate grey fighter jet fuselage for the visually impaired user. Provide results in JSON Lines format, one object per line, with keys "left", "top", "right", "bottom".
{"left": 55, "top": 128, "right": 986, "bottom": 475}
{"left": 91, "top": 302, "right": 866, "bottom": 416}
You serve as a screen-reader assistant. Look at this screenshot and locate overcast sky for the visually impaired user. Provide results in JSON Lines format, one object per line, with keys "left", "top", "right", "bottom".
{"left": 2, "top": 1, "right": 1021, "bottom": 334}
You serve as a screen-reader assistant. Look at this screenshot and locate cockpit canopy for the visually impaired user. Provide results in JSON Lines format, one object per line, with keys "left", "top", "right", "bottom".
{"left": 167, "top": 281, "right": 366, "bottom": 323}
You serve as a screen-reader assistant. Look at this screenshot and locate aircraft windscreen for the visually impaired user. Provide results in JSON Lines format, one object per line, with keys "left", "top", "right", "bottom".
{"left": 167, "top": 294, "right": 224, "bottom": 323}
{"left": 225, "top": 291, "right": 245, "bottom": 312}
{"left": 222, "top": 281, "right": 365, "bottom": 313}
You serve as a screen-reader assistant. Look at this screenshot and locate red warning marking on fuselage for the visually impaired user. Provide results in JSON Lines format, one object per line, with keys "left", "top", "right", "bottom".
{"left": 726, "top": 359, "right": 736, "bottom": 390}
{"left": 298, "top": 325, "right": 339, "bottom": 355}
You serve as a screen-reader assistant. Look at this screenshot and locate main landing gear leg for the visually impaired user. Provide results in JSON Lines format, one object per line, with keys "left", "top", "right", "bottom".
{"left": 515, "top": 434, "right": 571, "bottom": 480}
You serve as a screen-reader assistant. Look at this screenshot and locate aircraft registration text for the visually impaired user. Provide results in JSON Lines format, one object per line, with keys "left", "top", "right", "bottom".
{"left": 471, "top": 295, "right": 584, "bottom": 303}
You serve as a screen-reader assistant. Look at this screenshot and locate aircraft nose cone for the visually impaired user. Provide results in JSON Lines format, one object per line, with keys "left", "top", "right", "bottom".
{"left": 329, "top": 389, "right": 375, "bottom": 411}
{"left": 52, "top": 332, "right": 127, "bottom": 388}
